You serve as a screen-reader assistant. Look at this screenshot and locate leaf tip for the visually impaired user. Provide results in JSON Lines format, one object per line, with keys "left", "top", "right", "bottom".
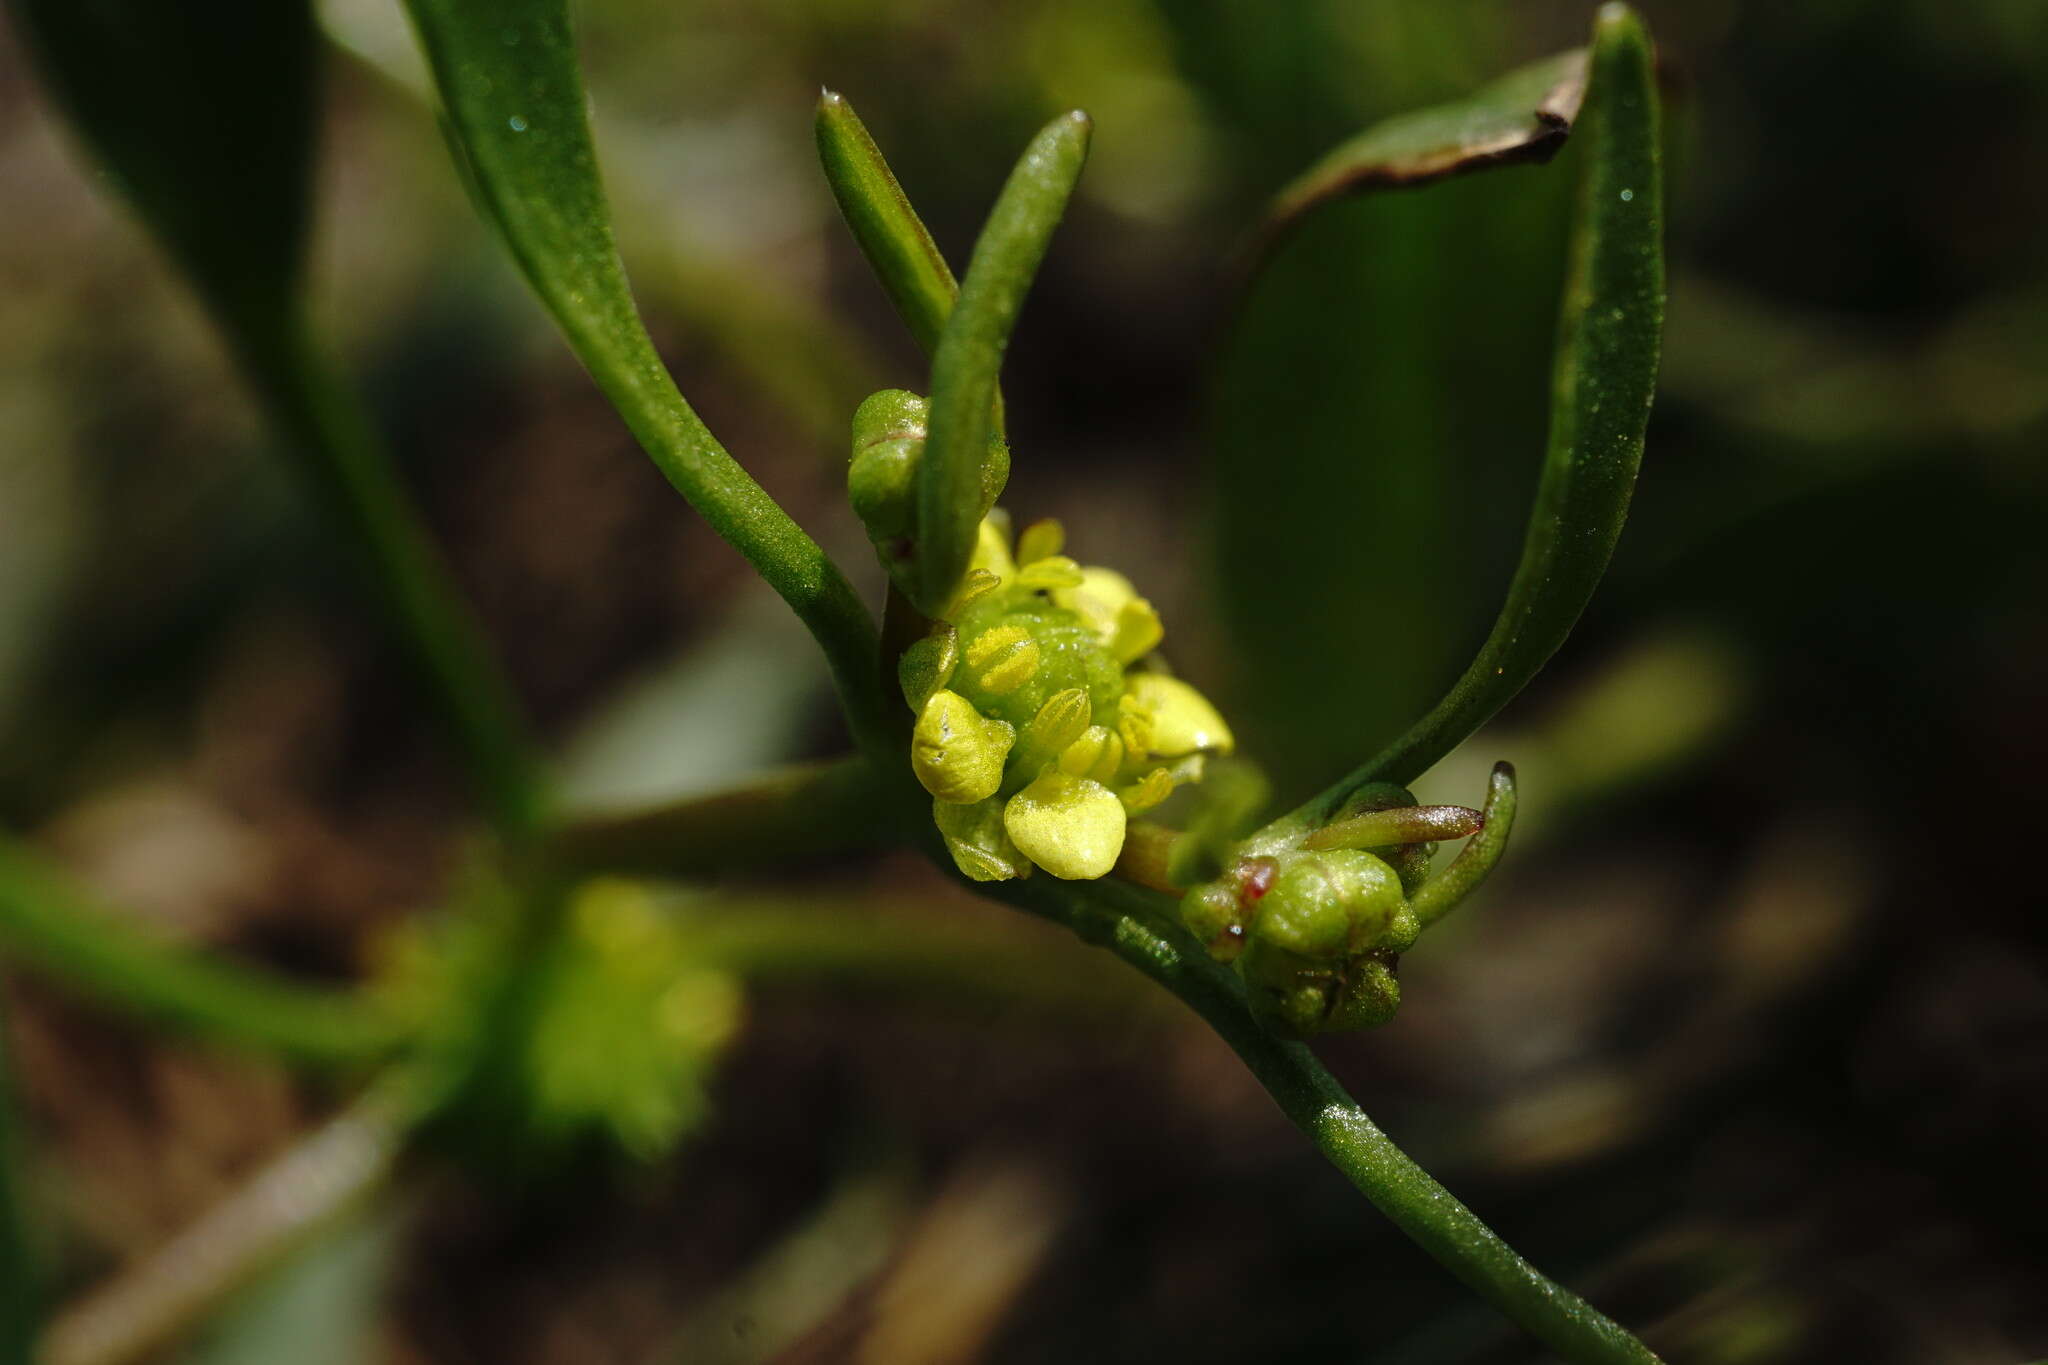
{"left": 1593, "top": 2, "right": 1652, "bottom": 49}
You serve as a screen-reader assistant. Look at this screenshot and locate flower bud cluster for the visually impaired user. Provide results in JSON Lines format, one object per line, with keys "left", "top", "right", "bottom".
{"left": 1178, "top": 782, "right": 1485, "bottom": 1037}
{"left": 849, "top": 390, "right": 1236, "bottom": 881}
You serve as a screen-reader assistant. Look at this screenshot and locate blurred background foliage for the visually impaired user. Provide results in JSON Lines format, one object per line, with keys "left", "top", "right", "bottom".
{"left": 0, "top": 0, "right": 2044, "bottom": 1361}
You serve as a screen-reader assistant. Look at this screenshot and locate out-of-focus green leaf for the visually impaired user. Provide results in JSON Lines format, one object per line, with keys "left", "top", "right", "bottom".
{"left": 0, "top": 831, "right": 402, "bottom": 1066}
{"left": 915, "top": 112, "right": 1091, "bottom": 613}
{"left": 399, "top": 0, "right": 890, "bottom": 758}
{"left": 1254, "top": 48, "right": 1587, "bottom": 261}
{"left": 7, "top": 0, "right": 315, "bottom": 329}
{"left": 1281, "top": 3, "right": 1664, "bottom": 832}
{"left": 11, "top": 0, "right": 549, "bottom": 838}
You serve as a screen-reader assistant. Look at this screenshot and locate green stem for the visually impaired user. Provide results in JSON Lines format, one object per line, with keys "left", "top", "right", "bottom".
{"left": 401, "top": 0, "right": 893, "bottom": 766}
{"left": 550, "top": 758, "right": 906, "bottom": 878}
{"left": 997, "top": 874, "right": 1661, "bottom": 1365}
{"left": 0, "top": 831, "right": 402, "bottom": 1067}
{"left": 232, "top": 304, "right": 552, "bottom": 839}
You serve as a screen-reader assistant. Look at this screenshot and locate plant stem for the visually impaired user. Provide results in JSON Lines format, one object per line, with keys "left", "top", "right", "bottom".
{"left": 401, "top": 0, "right": 894, "bottom": 766}
{"left": 551, "top": 758, "right": 905, "bottom": 878}
{"left": 0, "top": 831, "right": 402, "bottom": 1067}
{"left": 231, "top": 304, "right": 553, "bottom": 840}
{"left": 998, "top": 874, "right": 1662, "bottom": 1365}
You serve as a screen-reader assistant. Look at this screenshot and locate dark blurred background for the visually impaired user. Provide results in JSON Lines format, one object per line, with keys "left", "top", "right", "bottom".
{"left": 2, "top": 0, "right": 2045, "bottom": 1361}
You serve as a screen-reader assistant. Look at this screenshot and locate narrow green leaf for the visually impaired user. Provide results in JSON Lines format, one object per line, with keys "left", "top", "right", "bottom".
{"left": 11, "top": 0, "right": 550, "bottom": 839}
{"left": 1280, "top": 3, "right": 1664, "bottom": 833}
{"left": 0, "top": 832, "right": 402, "bottom": 1066}
{"left": 400, "top": 0, "right": 890, "bottom": 760}
{"left": 1253, "top": 48, "right": 1589, "bottom": 262}
{"left": 915, "top": 112, "right": 1092, "bottom": 613}
{"left": 815, "top": 91, "right": 961, "bottom": 358}
{"left": 815, "top": 90, "right": 1005, "bottom": 440}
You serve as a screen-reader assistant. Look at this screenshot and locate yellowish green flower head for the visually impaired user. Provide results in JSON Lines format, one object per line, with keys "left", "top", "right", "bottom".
{"left": 849, "top": 389, "right": 1235, "bottom": 882}
{"left": 909, "top": 514, "right": 1234, "bottom": 881}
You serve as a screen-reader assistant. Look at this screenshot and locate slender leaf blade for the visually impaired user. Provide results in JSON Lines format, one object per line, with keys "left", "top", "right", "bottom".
{"left": 1283, "top": 2, "right": 1664, "bottom": 831}
{"left": 816, "top": 90, "right": 1006, "bottom": 440}
{"left": 1254, "top": 47, "right": 1589, "bottom": 261}
{"left": 815, "top": 91, "right": 961, "bottom": 358}
{"left": 915, "top": 112, "right": 1091, "bottom": 613}
{"left": 400, "top": 0, "right": 890, "bottom": 758}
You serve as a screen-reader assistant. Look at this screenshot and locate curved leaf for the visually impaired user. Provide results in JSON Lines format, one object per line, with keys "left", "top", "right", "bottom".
{"left": 915, "top": 112, "right": 1091, "bottom": 612}
{"left": 400, "top": 0, "right": 890, "bottom": 759}
{"left": 1254, "top": 47, "right": 1588, "bottom": 261}
{"left": 1278, "top": 2, "right": 1664, "bottom": 833}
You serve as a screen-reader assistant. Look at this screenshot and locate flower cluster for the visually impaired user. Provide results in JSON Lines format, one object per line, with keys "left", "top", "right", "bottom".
{"left": 849, "top": 389, "right": 1235, "bottom": 881}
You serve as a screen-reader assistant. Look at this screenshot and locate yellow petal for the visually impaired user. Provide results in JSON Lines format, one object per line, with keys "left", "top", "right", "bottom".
{"left": 1123, "top": 673, "right": 1234, "bottom": 756}
{"left": 963, "top": 625, "right": 1041, "bottom": 695}
{"left": 1056, "top": 566, "right": 1139, "bottom": 645}
{"left": 1003, "top": 773, "right": 1127, "bottom": 879}
{"left": 1014, "top": 555, "right": 1086, "bottom": 592}
{"left": 967, "top": 516, "right": 1016, "bottom": 584}
{"left": 1109, "top": 597, "right": 1164, "bottom": 664}
{"left": 1015, "top": 518, "right": 1065, "bottom": 565}
{"left": 912, "top": 690, "right": 1013, "bottom": 803}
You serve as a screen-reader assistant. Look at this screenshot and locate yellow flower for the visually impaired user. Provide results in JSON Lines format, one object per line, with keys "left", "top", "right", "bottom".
{"left": 900, "top": 513, "right": 1237, "bottom": 883}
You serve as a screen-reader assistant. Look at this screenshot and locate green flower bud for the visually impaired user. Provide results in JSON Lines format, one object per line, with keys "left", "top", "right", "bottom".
{"left": 1239, "top": 939, "right": 1341, "bottom": 1039}
{"left": 934, "top": 796, "right": 1032, "bottom": 882}
{"left": 848, "top": 389, "right": 1009, "bottom": 596}
{"left": 898, "top": 624, "right": 959, "bottom": 711}
{"left": 1322, "top": 951, "right": 1402, "bottom": 1033}
{"left": 1255, "top": 850, "right": 1405, "bottom": 959}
